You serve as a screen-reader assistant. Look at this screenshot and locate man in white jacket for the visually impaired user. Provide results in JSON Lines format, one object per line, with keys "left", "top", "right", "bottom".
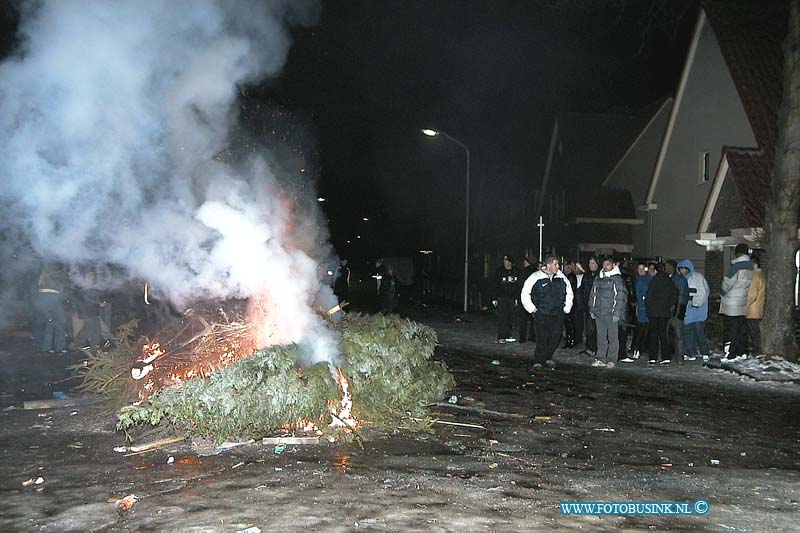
{"left": 720, "top": 244, "right": 754, "bottom": 360}
{"left": 520, "top": 255, "right": 574, "bottom": 370}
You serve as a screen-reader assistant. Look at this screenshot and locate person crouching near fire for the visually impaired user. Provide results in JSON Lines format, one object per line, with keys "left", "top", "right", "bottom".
{"left": 520, "top": 254, "right": 574, "bottom": 371}
{"left": 589, "top": 256, "right": 628, "bottom": 368}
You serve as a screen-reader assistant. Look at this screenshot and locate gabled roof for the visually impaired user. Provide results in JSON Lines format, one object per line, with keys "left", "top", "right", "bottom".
{"left": 704, "top": 0, "right": 787, "bottom": 227}
{"left": 602, "top": 97, "right": 673, "bottom": 187}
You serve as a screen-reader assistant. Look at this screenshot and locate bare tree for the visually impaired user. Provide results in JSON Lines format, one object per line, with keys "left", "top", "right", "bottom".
{"left": 763, "top": 0, "right": 800, "bottom": 361}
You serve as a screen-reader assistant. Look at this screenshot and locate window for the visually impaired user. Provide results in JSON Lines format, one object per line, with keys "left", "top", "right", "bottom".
{"left": 699, "top": 151, "right": 710, "bottom": 184}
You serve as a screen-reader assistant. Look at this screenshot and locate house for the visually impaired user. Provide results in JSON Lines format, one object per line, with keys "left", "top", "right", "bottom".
{"left": 536, "top": 106, "right": 668, "bottom": 262}
{"left": 605, "top": 1, "right": 788, "bottom": 278}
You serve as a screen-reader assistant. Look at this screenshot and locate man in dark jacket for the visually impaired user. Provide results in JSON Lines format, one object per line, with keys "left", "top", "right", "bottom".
{"left": 493, "top": 255, "right": 521, "bottom": 343}
{"left": 567, "top": 262, "right": 587, "bottom": 349}
{"left": 665, "top": 259, "right": 689, "bottom": 362}
{"left": 589, "top": 256, "right": 628, "bottom": 367}
{"left": 645, "top": 264, "right": 678, "bottom": 364}
{"left": 517, "top": 257, "right": 538, "bottom": 343}
{"left": 520, "top": 255, "right": 574, "bottom": 370}
{"left": 579, "top": 256, "right": 600, "bottom": 356}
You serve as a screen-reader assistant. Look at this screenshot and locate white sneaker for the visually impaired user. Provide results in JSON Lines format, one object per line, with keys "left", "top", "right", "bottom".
{"left": 606, "top": 361, "right": 615, "bottom": 369}
{"left": 633, "top": 350, "right": 640, "bottom": 360}
{"left": 505, "top": 337, "right": 517, "bottom": 343}
{"left": 619, "top": 357, "right": 635, "bottom": 363}
{"left": 702, "top": 354, "right": 710, "bottom": 362}
{"left": 684, "top": 354, "right": 696, "bottom": 361}
{"left": 591, "top": 359, "right": 606, "bottom": 367}
{"left": 660, "top": 359, "right": 671, "bottom": 365}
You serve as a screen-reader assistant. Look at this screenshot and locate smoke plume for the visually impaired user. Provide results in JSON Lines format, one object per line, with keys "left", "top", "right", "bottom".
{"left": 0, "top": 0, "right": 340, "bottom": 364}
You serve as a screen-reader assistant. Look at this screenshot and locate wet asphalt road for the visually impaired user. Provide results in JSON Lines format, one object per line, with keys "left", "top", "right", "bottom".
{"left": 1, "top": 311, "right": 799, "bottom": 531}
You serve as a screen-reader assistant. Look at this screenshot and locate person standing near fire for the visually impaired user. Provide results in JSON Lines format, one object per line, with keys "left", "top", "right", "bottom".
{"left": 334, "top": 258, "right": 351, "bottom": 303}
{"left": 517, "top": 257, "right": 538, "bottom": 343}
{"left": 493, "top": 255, "right": 520, "bottom": 343}
{"left": 520, "top": 254, "right": 574, "bottom": 370}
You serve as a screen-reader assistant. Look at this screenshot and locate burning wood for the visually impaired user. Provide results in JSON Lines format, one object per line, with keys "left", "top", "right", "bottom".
{"left": 83, "top": 312, "right": 453, "bottom": 442}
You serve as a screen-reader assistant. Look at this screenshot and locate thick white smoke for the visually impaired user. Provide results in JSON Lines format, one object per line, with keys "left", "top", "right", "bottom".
{"left": 0, "top": 0, "right": 340, "bottom": 364}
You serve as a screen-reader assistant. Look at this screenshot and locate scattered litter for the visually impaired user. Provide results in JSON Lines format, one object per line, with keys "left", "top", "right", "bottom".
{"left": 274, "top": 467, "right": 283, "bottom": 472}
{"left": 710, "top": 459, "right": 720, "bottom": 465}
{"left": 594, "top": 428, "right": 616, "bottom": 432}
{"left": 261, "top": 437, "right": 319, "bottom": 445}
{"left": 69, "top": 410, "right": 79, "bottom": 416}
{"left": 740, "top": 452, "right": 746, "bottom": 457}
{"left": 231, "top": 462, "right": 245, "bottom": 469}
{"left": 236, "top": 528, "right": 261, "bottom": 533}
{"left": 166, "top": 456, "right": 175, "bottom": 465}
{"left": 52, "top": 391, "right": 68, "bottom": 400}
{"left": 113, "top": 446, "right": 127, "bottom": 453}
{"left": 448, "top": 395, "right": 458, "bottom": 404}
{"left": 491, "top": 360, "right": 500, "bottom": 365}
{"left": 114, "top": 494, "right": 138, "bottom": 515}
{"left": 534, "top": 416, "right": 552, "bottom": 421}
{"left": 488, "top": 463, "right": 499, "bottom": 469}
{"left": 274, "top": 445, "right": 286, "bottom": 454}
{"left": 688, "top": 462, "right": 694, "bottom": 467}
{"left": 661, "top": 463, "right": 673, "bottom": 467}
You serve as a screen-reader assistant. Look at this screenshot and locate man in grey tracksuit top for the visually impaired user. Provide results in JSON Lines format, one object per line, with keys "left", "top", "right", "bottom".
{"left": 589, "top": 257, "right": 628, "bottom": 366}
{"left": 720, "top": 243, "right": 753, "bottom": 359}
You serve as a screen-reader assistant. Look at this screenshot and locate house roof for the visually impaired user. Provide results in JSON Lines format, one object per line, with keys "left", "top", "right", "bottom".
{"left": 704, "top": 0, "right": 788, "bottom": 227}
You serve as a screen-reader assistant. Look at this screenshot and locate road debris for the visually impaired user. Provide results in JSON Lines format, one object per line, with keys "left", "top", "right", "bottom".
{"left": 114, "top": 494, "right": 138, "bottom": 515}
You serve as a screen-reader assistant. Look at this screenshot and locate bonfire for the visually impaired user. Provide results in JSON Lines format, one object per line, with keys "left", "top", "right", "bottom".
{"left": 78, "top": 292, "right": 454, "bottom": 442}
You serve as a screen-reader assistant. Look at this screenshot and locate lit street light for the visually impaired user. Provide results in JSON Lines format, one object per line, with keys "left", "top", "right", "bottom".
{"left": 421, "top": 128, "right": 470, "bottom": 313}
{"left": 317, "top": 197, "right": 326, "bottom": 202}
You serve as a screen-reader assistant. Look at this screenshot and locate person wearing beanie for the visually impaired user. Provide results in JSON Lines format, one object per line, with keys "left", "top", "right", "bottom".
{"left": 493, "top": 254, "right": 521, "bottom": 343}
{"left": 720, "top": 243, "right": 753, "bottom": 360}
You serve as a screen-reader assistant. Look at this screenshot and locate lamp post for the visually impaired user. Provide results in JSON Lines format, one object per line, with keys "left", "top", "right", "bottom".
{"left": 422, "top": 128, "right": 470, "bottom": 313}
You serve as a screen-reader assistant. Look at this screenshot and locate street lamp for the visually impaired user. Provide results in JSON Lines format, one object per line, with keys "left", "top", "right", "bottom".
{"left": 421, "top": 128, "right": 470, "bottom": 313}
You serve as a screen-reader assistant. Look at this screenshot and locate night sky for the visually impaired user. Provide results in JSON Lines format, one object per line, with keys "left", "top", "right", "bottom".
{"left": 0, "top": 0, "right": 699, "bottom": 264}
{"left": 268, "top": 0, "right": 699, "bottom": 262}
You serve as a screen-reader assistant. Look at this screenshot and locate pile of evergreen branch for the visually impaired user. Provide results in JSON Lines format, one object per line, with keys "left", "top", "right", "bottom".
{"left": 115, "top": 314, "right": 453, "bottom": 440}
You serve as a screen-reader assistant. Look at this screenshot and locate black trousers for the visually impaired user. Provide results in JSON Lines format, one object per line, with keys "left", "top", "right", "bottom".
{"left": 723, "top": 315, "right": 748, "bottom": 357}
{"left": 563, "top": 313, "right": 575, "bottom": 346}
{"left": 618, "top": 322, "right": 629, "bottom": 358}
{"left": 572, "top": 308, "right": 585, "bottom": 347}
{"left": 648, "top": 317, "right": 670, "bottom": 361}
{"left": 584, "top": 309, "right": 597, "bottom": 351}
{"left": 633, "top": 322, "right": 649, "bottom": 354}
{"left": 497, "top": 297, "right": 515, "bottom": 339}
{"left": 519, "top": 307, "right": 535, "bottom": 342}
{"left": 534, "top": 313, "right": 563, "bottom": 363}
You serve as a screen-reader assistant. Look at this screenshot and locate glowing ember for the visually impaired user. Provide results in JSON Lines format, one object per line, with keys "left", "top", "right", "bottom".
{"left": 329, "top": 366, "right": 357, "bottom": 430}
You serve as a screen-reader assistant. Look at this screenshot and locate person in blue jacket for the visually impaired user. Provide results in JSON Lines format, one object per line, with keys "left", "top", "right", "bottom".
{"left": 633, "top": 262, "right": 655, "bottom": 359}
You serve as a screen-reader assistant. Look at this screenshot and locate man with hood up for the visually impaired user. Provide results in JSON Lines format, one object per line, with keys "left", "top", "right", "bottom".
{"left": 589, "top": 256, "right": 628, "bottom": 367}
{"left": 678, "top": 259, "right": 711, "bottom": 361}
{"left": 720, "top": 243, "right": 754, "bottom": 360}
{"left": 520, "top": 254, "right": 574, "bottom": 370}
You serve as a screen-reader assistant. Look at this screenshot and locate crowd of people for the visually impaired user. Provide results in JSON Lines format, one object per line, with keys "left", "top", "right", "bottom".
{"left": 27, "top": 264, "right": 113, "bottom": 354}
{"left": 493, "top": 243, "right": 763, "bottom": 371}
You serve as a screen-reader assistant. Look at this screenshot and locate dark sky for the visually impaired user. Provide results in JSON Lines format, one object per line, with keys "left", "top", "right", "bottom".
{"left": 0, "top": 0, "right": 699, "bottom": 263}
{"left": 269, "top": 0, "right": 699, "bottom": 261}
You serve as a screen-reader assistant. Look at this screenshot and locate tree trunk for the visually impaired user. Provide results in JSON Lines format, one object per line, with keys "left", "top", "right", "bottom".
{"left": 763, "top": 0, "right": 800, "bottom": 361}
